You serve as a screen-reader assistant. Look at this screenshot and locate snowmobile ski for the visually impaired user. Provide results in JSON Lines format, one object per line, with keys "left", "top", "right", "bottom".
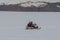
{"left": 26, "top": 27, "right": 41, "bottom": 30}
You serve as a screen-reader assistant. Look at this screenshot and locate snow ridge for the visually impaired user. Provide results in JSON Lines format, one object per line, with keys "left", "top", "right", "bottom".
{"left": 18, "top": 1, "right": 48, "bottom": 7}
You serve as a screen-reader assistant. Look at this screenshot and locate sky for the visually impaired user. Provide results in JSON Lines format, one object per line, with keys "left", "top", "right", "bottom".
{"left": 0, "top": 12, "right": 60, "bottom": 40}
{"left": 0, "top": 0, "right": 60, "bottom": 4}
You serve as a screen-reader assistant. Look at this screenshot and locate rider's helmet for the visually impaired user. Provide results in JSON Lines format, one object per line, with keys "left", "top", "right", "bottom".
{"left": 29, "top": 21, "right": 33, "bottom": 24}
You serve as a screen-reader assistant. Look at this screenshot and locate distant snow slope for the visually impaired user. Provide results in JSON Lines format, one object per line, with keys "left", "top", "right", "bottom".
{"left": 0, "top": 12, "right": 60, "bottom": 40}
{"left": 57, "top": 5, "right": 60, "bottom": 8}
{"left": 18, "top": 1, "right": 48, "bottom": 7}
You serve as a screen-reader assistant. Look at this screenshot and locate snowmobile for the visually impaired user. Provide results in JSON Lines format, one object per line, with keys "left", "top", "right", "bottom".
{"left": 26, "top": 24, "right": 41, "bottom": 29}
{"left": 26, "top": 21, "right": 41, "bottom": 29}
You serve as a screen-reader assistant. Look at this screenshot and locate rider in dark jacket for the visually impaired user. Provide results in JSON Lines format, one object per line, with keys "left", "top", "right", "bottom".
{"left": 27, "top": 21, "right": 35, "bottom": 28}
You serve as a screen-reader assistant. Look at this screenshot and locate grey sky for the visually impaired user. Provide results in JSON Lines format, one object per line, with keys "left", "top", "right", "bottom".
{"left": 0, "top": 0, "right": 60, "bottom": 4}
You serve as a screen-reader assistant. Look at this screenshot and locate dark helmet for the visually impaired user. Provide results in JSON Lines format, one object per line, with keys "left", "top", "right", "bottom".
{"left": 29, "top": 21, "right": 33, "bottom": 23}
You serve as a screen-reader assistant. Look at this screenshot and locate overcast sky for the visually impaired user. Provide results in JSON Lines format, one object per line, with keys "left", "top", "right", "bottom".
{"left": 0, "top": 0, "right": 60, "bottom": 4}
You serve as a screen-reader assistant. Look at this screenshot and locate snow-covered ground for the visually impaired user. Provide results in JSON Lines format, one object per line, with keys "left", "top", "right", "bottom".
{"left": 0, "top": 11, "right": 60, "bottom": 40}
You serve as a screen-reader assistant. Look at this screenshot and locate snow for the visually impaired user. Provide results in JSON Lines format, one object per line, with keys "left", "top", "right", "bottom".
{"left": 0, "top": 11, "right": 60, "bottom": 40}
{"left": 57, "top": 5, "right": 60, "bottom": 8}
{"left": 19, "top": 1, "right": 47, "bottom": 7}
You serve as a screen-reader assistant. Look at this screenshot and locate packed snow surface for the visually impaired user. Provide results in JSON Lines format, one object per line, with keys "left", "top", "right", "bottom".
{"left": 0, "top": 11, "right": 60, "bottom": 40}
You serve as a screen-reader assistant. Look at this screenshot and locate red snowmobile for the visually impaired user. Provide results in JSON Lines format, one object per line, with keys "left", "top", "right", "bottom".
{"left": 26, "top": 21, "right": 41, "bottom": 29}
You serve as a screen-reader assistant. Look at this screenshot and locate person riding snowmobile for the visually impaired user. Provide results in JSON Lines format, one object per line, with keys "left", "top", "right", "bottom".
{"left": 27, "top": 21, "right": 38, "bottom": 29}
